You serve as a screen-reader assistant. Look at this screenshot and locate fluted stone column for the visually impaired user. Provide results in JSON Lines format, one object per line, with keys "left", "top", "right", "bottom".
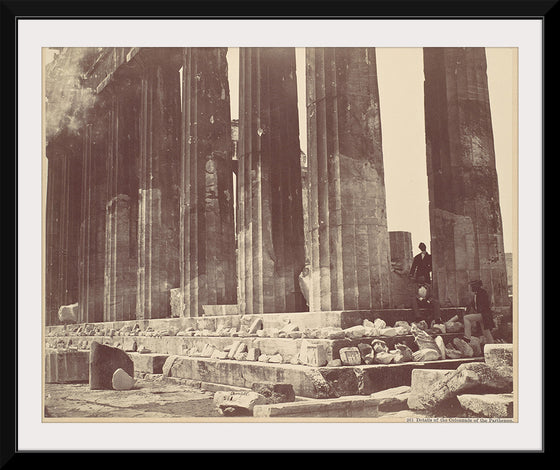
{"left": 78, "top": 119, "right": 107, "bottom": 324}
{"left": 389, "top": 231, "right": 414, "bottom": 308}
{"left": 102, "top": 85, "right": 138, "bottom": 322}
{"left": 306, "top": 47, "right": 392, "bottom": 311}
{"left": 180, "top": 48, "right": 237, "bottom": 317}
{"left": 136, "top": 49, "right": 182, "bottom": 319}
{"left": 45, "top": 133, "right": 82, "bottom": 325}
{"left": 423, "top": 47, "right": 509, "bottom": 307}
{"left": 238, "top": 47, "right": 307, "bottom": 314}
{"left": 65, "top": 47, "right": 182, "bottom": 324}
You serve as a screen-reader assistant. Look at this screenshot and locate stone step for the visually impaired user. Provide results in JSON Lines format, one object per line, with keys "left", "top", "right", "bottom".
{"left": 45, "top": 331, "right": 472, "bottom": 365}
{"left": 456, "top": 393, "right": 514, "bottom": 418}
{"left": 162, "top": 354, "right": 480, "bottom": 398}
{"left": 252, "top": 395, "right": 381, "bottom": 418}
{"left": 202, "top": 305, "right": 240, "bottom": 316}
{"left": 44, "top": 342, "right": 481, "bottom": 398}
{"left": 127, "top": 352, "right": 169, "bottom": 375}
{"left": 44, "top": 307, "right": 469, "bottom": 337}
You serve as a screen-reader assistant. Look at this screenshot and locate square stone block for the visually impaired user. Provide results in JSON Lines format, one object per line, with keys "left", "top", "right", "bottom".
{"left": 129, "top": 352, "right": 169, "bottom": 374}
{"left": 407, "top": 368, "right": 452, "bottom": 410}
{"left": 45, "top": 349, "right": 89, "bottom": 383}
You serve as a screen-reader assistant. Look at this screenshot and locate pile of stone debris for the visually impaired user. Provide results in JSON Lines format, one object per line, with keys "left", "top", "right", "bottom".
{"left": 45, "top": 316, "right": 489, "bottom": 368}
{"left": 181, "top": 317, "right": 485, "bottom": 367}
{"left": 211, "top": 343, "right": 515, "bottom": 419}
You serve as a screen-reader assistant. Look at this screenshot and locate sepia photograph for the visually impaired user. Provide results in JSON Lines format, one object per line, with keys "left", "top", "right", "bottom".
{"left": 15, "top": 15, "right": 544, "bottom": 452}
{"left": 42, "top": 44, "right": 517, "bottom": 423}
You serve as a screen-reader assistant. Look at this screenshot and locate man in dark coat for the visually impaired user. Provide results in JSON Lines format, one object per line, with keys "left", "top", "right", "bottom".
{"left": 409, "top": 242, "right": 432, "bottom": 282}
{"left": 464, "top": 280, "right": 495, "bottom": 344}
{"left": 411, "top": 275, "right": 441, "bottom": 324}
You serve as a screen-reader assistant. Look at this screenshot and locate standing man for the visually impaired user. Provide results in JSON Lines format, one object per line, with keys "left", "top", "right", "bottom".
{"left": 463, "top": 280, "right": 495, "bottom": 344}
{"left": 409, "top": 242, "right": 432, "bottom": 282}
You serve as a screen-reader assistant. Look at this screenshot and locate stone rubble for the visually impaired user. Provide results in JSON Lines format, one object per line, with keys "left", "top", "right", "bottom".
{"left": 112, "top": 368, "right": 136, "bottom": 390}
{"left": 407, "top": 343, "right": 514, "bottom": 418}
{"left": 46, "top": 315, "right": 490, "bottom": 369}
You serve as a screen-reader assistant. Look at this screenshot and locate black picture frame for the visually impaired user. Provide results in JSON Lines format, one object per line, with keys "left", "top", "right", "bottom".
{"left": 5, "top": 0, "right": 553, "bottom": 459}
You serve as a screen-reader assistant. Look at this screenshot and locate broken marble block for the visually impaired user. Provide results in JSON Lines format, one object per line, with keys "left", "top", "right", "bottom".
{"left": 408, "top": 369, "right": 452, "bottom": 410}
{"left": 89, "top": 341, "right": 134, "bottom": 390}
{"left": 213, "top": 391, "right": 267, "bottom": 416}
{"left": 112, "top": 368, "right": 135, "bottom": 390}
{"left": 339, "top": 347, "right": 362, "bottom": 366}
{"left": 268, "top": 353, "right": 283, "bottom": 364}
{"left": 247, "top": 318, "right": 263, "bottom": 334}
{"left": 227, "top": 341, "right": 244, "bottom": 359}
{"left": 484, "top": 343, "right": 514, "bottom": 380}
{"left": 453, "top": 337, "right": 474, "bottom": 358}
{"left": 343, "top": 325, "right": 366, "bottom": 339}
{"left": 456, "top": 393, "right": 514, "bottom": 418}
{"left": 251, "top": 382, "right": 295, "bottom": 404}
{"left": 246, "top": 347, "right": 261, "bottom": 361}
{"left": 58, "top": 303, "right": 78, "bottom": 324}
{"left": 298, "top": 341, "right": 328, "bottom": 366}
{"left": 357, "top": 343, "right": 374, "bottom": 364}
{"left": 415, "top": 362, "right": 513, "bottom": 410}
{"left": 169, "top": 288, "right": 184, "bottom": 318}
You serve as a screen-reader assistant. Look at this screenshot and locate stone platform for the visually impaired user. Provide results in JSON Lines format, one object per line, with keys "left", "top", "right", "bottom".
{"left": 162, "top": 355, "right": 480, "bottom": 398}
{"left": 46, "top": 307, "right": 471, "bottom": 336}
{"left": 44, "top": 308, "right": 490, "bottom": 398}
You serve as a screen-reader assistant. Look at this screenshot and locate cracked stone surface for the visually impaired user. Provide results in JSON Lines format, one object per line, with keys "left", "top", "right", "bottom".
{"left": 44, "top": 377, "right": 221, "bottom": 419}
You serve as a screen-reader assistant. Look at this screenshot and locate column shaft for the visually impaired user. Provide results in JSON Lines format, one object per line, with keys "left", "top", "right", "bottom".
{"left": 306, "top": 47, "right": 392, "bottom": 311}
{"left": 45, "top": 135, "right": 82, "bottom": 325}
{"left": 238, "top": 47, "right": 307, "bottom": 314}
{"left": 78, "top": 118, "right": 106, "bottom": 323}
{"left": 181, "top": 48, "right": 237, "bottom": 317}
{"left": 423, "top": 47, "right": 509, "bottom": 307}
{"left": 103, "top": 91, "right": 137, "bottom": 322}
{"left": 389, "top": 231, "right": 414, "bottom": 308}
{"left": 136, "top": 50, "right": 182, "bottom": 319}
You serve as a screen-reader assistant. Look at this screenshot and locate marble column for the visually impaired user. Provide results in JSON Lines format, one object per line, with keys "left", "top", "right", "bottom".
{"left": 78, "top": 117, "right": 107, "bottom": 324}
{"left": 306, "top": 47, "right": 392, "bottom": 311}
{"left": 389, "top": 231, "right": 414, "bottom": 309}
{"left": 102, "top": 84, "right": 138, "bottom": 323}
{"left": 135, "top": 49, "right": 182, "bottom": 319}
{"left": 45, "top": 133, "right": 82, "bottom": 325}
{"left": 423, "top": 47, "right": 509, "bottom": 307}
{"left": 180, "top": 48, "right": 237, "bottom": 316}
{"left": 238, "top": 47, "right": 307, "bottom": 314}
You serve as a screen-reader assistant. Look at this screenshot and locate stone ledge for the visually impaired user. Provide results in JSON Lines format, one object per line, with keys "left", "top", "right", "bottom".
{"left": 44, "top": 307, "right": 468, "bottom": 335}
{"left": 127, "top": 352, "right": 169, "bottom": 374}
{"left": 456, "top": 393, "right": 514, "bottom": 418}
{"left": 163, "top": 354, "right": 480, "bottom": 398}
{"left": 45, "top": 331, "right": 473, "bottom": 365}
{"left": 253, "top": 395, "right": 381, "bottom": 418}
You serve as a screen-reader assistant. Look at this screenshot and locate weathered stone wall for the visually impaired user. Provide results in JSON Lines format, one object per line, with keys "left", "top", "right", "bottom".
{"left": 423, "top": 47, "right": 509, "bottom": 307}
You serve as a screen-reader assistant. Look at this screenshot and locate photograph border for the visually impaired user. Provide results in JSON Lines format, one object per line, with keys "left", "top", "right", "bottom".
{"left": 6, "top": 0, "right": 551, "bottom": 457}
